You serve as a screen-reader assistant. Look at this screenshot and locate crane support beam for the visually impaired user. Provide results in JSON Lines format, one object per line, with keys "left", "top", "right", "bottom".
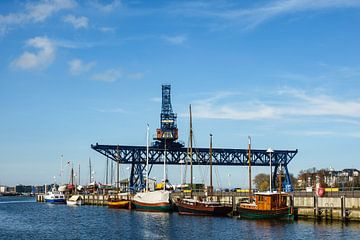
{"left": 91, "top": 143, "right": 297, "bottom": 192}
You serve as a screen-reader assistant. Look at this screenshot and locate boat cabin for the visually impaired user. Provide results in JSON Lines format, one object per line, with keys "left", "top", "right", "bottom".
{"left": 240, "top": 192, "right": 288, "bottom": 211}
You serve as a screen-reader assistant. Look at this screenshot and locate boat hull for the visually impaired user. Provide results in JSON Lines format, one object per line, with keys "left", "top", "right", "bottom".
{"left": 132, "top": 200, "right": 171, "bottom": 212}
{"left": 237, "top": 207, "right": 292, "bottom": 219}
{"left": 176, "top": 202, "right": 232, "bottom": 216}
{"left": 66, "top": 200, "right": 82, "bottom": 206}
{"left": 44, "top": 198, "right": 66, "bottom": 204}
{"left": 108, "top": 200, "right": 130, "bottom": 209}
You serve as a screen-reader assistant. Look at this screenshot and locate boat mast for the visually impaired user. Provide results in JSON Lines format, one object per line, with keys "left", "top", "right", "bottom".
{"left": 78, "top": 163, "right": 81, "bottom": 186}
{"left": 163, "top": 140, "right": 167, "bottom": 191}
{"left": 278, "top": 163, "right": 282, "bottom": 193}
{"left": 89, "top": 157, "right": 92, "bottom": 184}
{"left": 209, "top": 134, "right": 213, "bottom": 195}
{"left": 248, "top": 136, "right": 252, "bottom": 197}
{"left": 146, "top": 124, "right": 150, "bottom": 192}
{"left": 116, "top": 145, "right": 120, "bottom": 193}
{"left": 106, "top": 157, "right": 109, "bottom": 185}
{"left": 60, "top": 154, "right": 64, "bottom": 185}
{"left": 189, "top": 105, "right": 193, "bottom": 196}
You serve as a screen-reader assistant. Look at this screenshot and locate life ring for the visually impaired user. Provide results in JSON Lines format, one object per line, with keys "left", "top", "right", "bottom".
{"left": 316, "top": 186, "right": 325, "bottom": 197}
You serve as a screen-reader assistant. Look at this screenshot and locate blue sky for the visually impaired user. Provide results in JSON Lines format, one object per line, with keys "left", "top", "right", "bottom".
{"left": 0, "top": 0, "right": 359, "bottom": 188}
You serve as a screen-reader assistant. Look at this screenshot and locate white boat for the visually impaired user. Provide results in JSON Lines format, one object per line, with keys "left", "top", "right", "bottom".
{"left": 44, "top": 188, "right": 66, "bottom": 204}
{"left": 66, "top": 195, "right": 83, "bottom": 206}
{"left": 133, "top": 190, "right": 171, "bottom": 211}
{"left": 132, "top": 124, "right": 172, "bottom": 212}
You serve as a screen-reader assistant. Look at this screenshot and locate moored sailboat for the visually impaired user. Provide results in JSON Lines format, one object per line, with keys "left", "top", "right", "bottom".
{"left": 237, "top": 191, "right": 292, "bottom": 219}
{"left": 237, "top": 139, "right": 293, "bottom": 219}
{"left": 176, "top": 105, "right": 232, "bottom": 216}
{"left": 132, "top": 124, "right": 172, "bottom": 212}
{"left": 107, "top": 146, "right": 130, "bottom": 209}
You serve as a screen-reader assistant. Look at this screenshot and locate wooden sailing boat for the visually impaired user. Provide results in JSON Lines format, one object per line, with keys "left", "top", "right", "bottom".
{"left": 132, "top": 124, "right": 172, "bottom": 212}
{"left": 176, "top": 105, "right": 232, "bottom": 216}
{"left": 237, "top": 141, "right": 293, "bottom": 219}
{"left": 108, "top": 145, "right": 130, "bottom": 209}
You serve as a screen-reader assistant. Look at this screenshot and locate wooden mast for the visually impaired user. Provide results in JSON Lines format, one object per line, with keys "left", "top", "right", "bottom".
{"left": 146, "top": 124, "right": 149, "bottom": 192}
{"left": 209, "top": 134, "right": 213, "bottom": 195}
{"left": 189, "top": 104, "right": 193, "bottom": 196}
{"left": 248, "top": 136, "right": 252, "bottom": 197}
{"left": 116, "top": 145, "right": 120, "bottom": 193}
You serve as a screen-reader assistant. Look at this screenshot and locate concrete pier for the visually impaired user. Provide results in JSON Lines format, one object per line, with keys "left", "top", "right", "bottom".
{"left": 36, "top": 191, "right": 360, "bottom": 221}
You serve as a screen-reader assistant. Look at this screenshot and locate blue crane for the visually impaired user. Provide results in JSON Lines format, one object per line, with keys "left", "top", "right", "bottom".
{"left": 91, "top": 85, "right": 298, "bottom": 192}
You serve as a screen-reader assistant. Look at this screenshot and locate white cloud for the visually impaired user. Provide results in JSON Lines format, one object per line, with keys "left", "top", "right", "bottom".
{"left": 99, "top": 27, "right": 115, "bottom": 33}
{"left": 162, "top": 35, "right": 187, "bottom": 45}
{"left": 68, "top": 59, "right": 95, "bottom": 75}
{"left": 277, "top": 88, "right": 360, "bottom": 118}
{"left": 127, "top": 72, "right": 144, "bottom": 80}
{"left": 91, "top": 0, "right": 121, "bottom": 12}
{"left": 26, "top": 0, "right": 77, "bottom": 22}
{"left": 11, "top": 37, "right": 55, "bottom": 70}
{"left": 169, "top": 0, "right": 360, "bottom": 29}
{"left": 189, "top": 88, "right": 360, "bottom": 121}
{"left": 0, "top": 0, "right": 76, "bottom": 35}
{"left": 63, "top": 15, "right": 89, "bottom": 29}
{"left": 92, "top": 69, "right": 123, "bottom": 82}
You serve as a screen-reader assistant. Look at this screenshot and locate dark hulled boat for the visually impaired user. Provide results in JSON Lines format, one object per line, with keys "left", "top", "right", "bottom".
{"left": 175, "top": 106, "right": 232, "bottom": 216}
{"left": 177, "top": 199, "right": 232, "bottom": 216}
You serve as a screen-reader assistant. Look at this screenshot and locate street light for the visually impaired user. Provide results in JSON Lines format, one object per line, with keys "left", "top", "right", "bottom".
{"left": 267, "top": 147, "right": 274, "bottom": 192}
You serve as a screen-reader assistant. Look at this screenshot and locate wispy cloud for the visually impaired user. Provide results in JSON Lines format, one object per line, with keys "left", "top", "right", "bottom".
{"left": 11, "top": 36, "right": 55, "bottom": 70}
{"left": 68, "top": 59, "right": 95, "bottom": 75}
{"left": 168, "top": 0, "right": 360, "bottom": 29}
{"left": 0, "top": 0, "right": 76, "bottom": 35}
{"left": 91, "top": 68, "right": 144, "bottom": 82}
{"left": 150, "top": 97, "right": 161, "bottom": 103}
{"left": 92, "top": 69, "right": 123, "bottom": 82}
{"left": 162, "top": 34, "right": 187, "bottom": 45}
{"left": 189, "top": 88, "right": 360, "bottom": 121}
{"left": 99, "top": 27, "right": 116, "bottom": 33}
{"left": 127, "top": 72, "right": 144, "bottom": 80}
{"left": 95, "top": 107, "right": 125, "bottom": 113}
{"left": 63, "top": 15, "right": 89, "bottom": 29}
{"left": 91, "top": 0, "right": 121, "bottom": 12}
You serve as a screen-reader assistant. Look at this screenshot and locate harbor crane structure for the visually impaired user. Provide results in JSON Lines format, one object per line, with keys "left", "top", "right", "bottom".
{"left": 91, "top": 85, "right": 298, "bottom": 192}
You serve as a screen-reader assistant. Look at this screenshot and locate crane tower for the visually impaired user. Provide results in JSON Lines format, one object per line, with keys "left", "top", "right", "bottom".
{"left": 154, "top": 85, "right": 183, "bottom": 148}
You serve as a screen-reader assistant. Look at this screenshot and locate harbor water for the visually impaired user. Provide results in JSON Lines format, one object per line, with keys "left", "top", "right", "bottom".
{"left": 1, "top": 196, "right": 359, "bottom": 239}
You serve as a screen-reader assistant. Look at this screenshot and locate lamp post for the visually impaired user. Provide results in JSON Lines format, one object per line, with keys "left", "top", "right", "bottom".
{"left": 267, "top": 148, "right": 274, "bottom": 192}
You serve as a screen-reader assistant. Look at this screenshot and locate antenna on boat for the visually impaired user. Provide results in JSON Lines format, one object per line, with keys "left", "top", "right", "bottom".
{"left": 248, "top": 136, "right": 252, "bottom": 198}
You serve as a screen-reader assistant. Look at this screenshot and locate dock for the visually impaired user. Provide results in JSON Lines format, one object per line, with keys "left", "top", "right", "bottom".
{"left": 37, "top": 190, "right": 360, "bottom": 222}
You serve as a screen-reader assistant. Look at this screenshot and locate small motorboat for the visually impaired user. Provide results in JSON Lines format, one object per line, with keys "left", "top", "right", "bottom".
{"left": 66, "top": 195, "right": 83, "bottom": 206}
{"left": 44, "top": 188, "right": 66, "bottom": 204}
{"left": 108, "top": 198, "right": 130, "bottom": 209}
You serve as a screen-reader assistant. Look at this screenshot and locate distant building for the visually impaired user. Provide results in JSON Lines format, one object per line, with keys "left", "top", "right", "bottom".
{"left": 297, "top": 168, "right": 360, "bottom": 189}
{"left": 0, "top": 186, "right": 6, "bottom": 193}
{"left": 15, "top": 185, "right": 32, "bottom": 194}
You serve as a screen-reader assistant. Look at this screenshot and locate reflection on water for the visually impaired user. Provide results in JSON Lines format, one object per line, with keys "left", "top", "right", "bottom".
{"left": 1, "top": 196, "right": 359, "bottom": 240}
